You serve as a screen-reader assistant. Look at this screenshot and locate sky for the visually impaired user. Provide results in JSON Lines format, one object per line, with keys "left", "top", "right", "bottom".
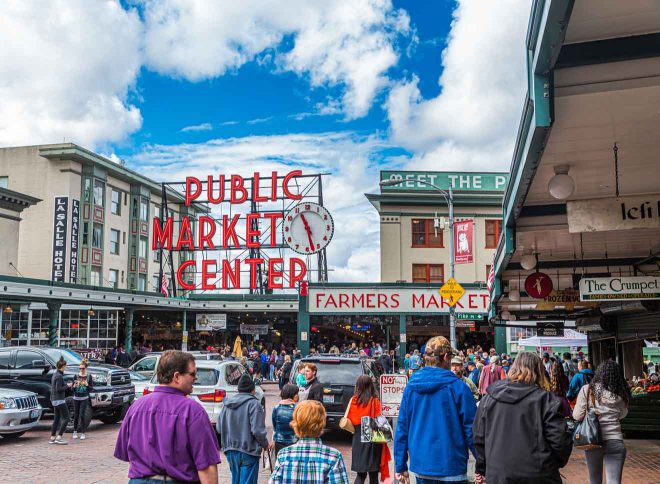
{"left": 0, "top": 0, "right": 532, "bottom": 283}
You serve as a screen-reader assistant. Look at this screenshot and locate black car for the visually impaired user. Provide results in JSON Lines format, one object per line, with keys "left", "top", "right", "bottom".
{"left": 0, "top": 346, "right": 135, "bottom": 427}
{"left": 290, "top": 355, "right": 382, "bottom": 429}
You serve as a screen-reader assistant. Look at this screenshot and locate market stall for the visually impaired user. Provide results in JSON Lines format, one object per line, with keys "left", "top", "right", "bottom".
{"left": 517, "top": 329, "right": 588, "bottom": 354}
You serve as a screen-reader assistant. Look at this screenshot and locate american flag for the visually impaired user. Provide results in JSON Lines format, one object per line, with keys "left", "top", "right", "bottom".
{"left": 487, "top": 260, "right": 495, "bottom": 294}
{"left": 160, "top": 274, "right": 169, "bottom": 297}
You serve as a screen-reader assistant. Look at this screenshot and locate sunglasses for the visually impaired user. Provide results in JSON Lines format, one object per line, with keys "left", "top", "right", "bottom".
{"left": 180, "top": 371, "right": 197, "bottom": 379}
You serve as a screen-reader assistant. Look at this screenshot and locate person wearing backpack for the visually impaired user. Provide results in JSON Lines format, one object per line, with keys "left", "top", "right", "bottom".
{"left": 573, "top": 360, "right": 630, "bottom": 484}
{"left": 567, "top": 359, "right": 594, "bottom": 400}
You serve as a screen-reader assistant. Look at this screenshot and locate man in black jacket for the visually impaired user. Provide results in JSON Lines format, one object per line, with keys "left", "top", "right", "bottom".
{"left": 301, "top": 362, "right": 324, "bottom": 402}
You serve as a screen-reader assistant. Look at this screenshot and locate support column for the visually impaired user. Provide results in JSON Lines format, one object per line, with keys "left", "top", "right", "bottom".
{"left": 182, "top": 310, "right": 188, "bottom": 352}
{"left": 298, "top": 295, "right": 310, "bottom": 356}
{"left": 125, "top": 308, "right": 134, "bottom": 353}
{"left": 48, "top": 302, "right": 61, "bottom": 348}
{"left": 494, "top": 323, "right": 506, "bottom": 355}
{"left": 399, "top": 314, "right": 407, "bottom": 366}
{"left": 385, "top": 324, "right": 391, "bottom": 351}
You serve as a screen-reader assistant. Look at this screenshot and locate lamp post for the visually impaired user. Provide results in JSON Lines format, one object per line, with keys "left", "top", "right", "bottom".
{"left": 379, "top": 177, "right": 457, "bottom": 349}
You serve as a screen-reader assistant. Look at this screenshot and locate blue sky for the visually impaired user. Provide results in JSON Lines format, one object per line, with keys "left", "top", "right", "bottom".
{"left": 1, "top": 0, "right": 531, "bottom": 282}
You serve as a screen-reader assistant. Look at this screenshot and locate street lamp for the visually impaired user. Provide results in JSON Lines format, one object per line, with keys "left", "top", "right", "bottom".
{"left": 379, "top": 176, "right": 457, "bottom": 349}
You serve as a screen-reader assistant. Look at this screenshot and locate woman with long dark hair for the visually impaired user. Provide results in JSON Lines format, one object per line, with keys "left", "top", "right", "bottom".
{"left": 550, "top": 361, "right": 571, "bottom": 417}
{"left": 346, "top": 375, "right": 391, "bottom": 484}
{"left": 573, "top": 360, "right": 631, "bottom": 484}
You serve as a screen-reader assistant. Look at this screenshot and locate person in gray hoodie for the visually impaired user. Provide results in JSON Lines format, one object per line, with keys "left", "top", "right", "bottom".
{"left": 217, "top": 373, "right": 273, "bottom": 484}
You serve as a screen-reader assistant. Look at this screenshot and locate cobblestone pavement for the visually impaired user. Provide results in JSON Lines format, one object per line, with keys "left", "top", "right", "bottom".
{"left": 1, "top": 383, "right": 658, "bottom": 483}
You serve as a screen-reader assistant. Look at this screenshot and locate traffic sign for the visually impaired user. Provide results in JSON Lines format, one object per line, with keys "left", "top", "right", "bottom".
{"left": 439, "top": 277, "right": 465, "bottom": 306}
{"left": 379, "top": 374, "right": 408, "bottom": 417}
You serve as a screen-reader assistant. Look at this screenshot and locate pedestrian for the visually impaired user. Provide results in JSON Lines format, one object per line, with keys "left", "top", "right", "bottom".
{"left": 115, "top": 344, "right": 131, "bottom": 368}
{"left": 104, "top": 348, "right": 115, "bottom": 365}
{"left": 279, "top": 355, "right": 293, "bottom": 390}
{"left": 269, "top": 350, "right": 277, "bottom": 381}
{"left": 217, "top": 373, "right": 272, "bottom": 484}
{"left": 542, "top": 352, "right": 552, "bottom": 374}
{"left": 272, "top": 384, "right": 299, "bottom": 458}
{"left": 451, "top": 356, "right": 479, "bottom": 400}
{"left": 573, "top": 360, "right": 631, "bottom": 484}
{"left": 49, "top": 356, "right": 72, "bottom": 445}
{"left": 261, "top": 350, "right": 270, "bottom": 380}
{"left": 409, "top": 349, "right": 421, "bottom": 373}
{"left": 478, "top": 355, "right": 506, "bottom": 395}
{"left": 394, "top": 336, "right": 477, "bottom": 484}
{"left": 550, "top": 361, "right": 571, "bottom": 417}
{"left": 298, "top": 363, "right": 323, "bottom": 402}
{"left": 562, "top": 352, "right": 577, "bottom": 381}
{"left": 473, "top": 351, "right": 572, "bottom": 483}
{"left": 346, "top": 375, "right": 392, "bottom": 483}
{"left": 467, "top": 360, "right": 480, "bottom": 388}
{"left": 295, "top": 362, "right": 307, "bottom": 387}
{"left": 114, "top": 350, "right": 220, "bottom": 482}
{"left": 403, "top": 353, "right": 411, "bottom": 374}
{"left": 567, "top": 359, "right": 594, "bottom": 402}
{"left": 270, "top": 400, "right": 349, "bottom": 484}
{"left": 71, "top": 358, "right": 93, "bottom": 440}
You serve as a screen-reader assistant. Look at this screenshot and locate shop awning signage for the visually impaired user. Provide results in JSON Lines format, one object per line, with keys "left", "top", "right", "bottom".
{"left": 579, "top": 276, "right": 660, "bottom": 301}
{"left": 567, "top": 194, "right": 660, "bottom": 233}
{"left": 308, "top": 287, "right": 489, "bottom": 314}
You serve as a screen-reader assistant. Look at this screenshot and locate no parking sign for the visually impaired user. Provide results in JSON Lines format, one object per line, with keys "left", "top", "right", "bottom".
{"left": 379, "top": 374, "right": 408, "bottom": 417}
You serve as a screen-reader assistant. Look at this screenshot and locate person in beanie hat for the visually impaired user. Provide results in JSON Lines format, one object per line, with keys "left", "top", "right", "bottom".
{"left": 217, "top": 373, "right": 273, "bottom": 484}
{"left": 394, "top": 336, "right": 477, "bottom": 483}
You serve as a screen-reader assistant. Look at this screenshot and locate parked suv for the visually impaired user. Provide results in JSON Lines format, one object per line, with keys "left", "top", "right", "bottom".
{"left": 0, "top": 346, "right": 134, "bottom": 427}
{"left": 289, "top": 356, "right": 381, "bottom": 429}
{"left": 0, "top": 387, "right": 43, "bottom": 439}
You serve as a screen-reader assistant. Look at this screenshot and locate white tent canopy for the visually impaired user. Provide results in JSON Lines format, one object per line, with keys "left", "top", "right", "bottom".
{"left": 517, "top": 328, "right": 588, "bottom": 348}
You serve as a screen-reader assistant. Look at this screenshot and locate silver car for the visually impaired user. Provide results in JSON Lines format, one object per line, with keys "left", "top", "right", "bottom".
{"left": 129, "top": 351, "right": 223, "bottom": 379}
{"left": 0, "top": 388, "right": 43, "bottom": 440}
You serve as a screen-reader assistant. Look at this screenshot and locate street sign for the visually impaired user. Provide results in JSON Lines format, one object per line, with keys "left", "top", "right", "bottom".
{"left": 439, "top": 278, "right": 465, "bottom": 306}
{"left": 537, "top": 321, "right": 564, "bottom": 337}
{"left": 455, "top": 312, "right": 484, "bottom": 321}
{"left": 380, "top": 374, "right": 408, "bottom": 417}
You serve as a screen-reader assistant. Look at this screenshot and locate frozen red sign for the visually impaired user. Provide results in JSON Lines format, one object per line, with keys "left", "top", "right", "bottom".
{"left": 454, "top": 220, "right": 473, "bottom": 264}
{"left": 380, "top": 374, "right": 408, "bottom": 417}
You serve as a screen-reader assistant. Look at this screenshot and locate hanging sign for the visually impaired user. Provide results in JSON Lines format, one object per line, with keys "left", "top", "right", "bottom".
{"left": 439, "top": 278, "right": 466, "bottom": 307}
{"left": 196, "top": 313, "right": 227, "bottom": 331}
{"left": 51, "top": 196, "right": 69, "bottom": 282}
{"left": 69, "top": 199, "right": 80, "bottom": 283}
{"left": 537, "top": 321, "right": 565, "bottom": 337}
{"left": 579, "top": 276, "right": 660, "bottom": 301}
{"left": 567, "top": 194, "right": 660, "bottom": 233}
{"left": 454, "top": 220, "right": 474, "bottom": 264}
{"left": 240, "top": 323, "right": 270, "bottom": 335}
{"left": 525, "top": 272, "right": 553, "bottom": 299}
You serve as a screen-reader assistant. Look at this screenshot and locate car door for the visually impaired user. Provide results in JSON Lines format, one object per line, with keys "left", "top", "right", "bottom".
{"left": 0, "top": 349, "right": 15, "bottom": 389}
{"left": 9, "top": 349, "right": 52, "bottom": 409}
{"left": 130, "top": 356, "right": 158, "bottom": 378}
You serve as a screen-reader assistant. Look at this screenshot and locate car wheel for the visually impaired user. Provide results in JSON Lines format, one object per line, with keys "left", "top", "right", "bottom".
{"left": 1, "top": 431, "right": 26, "bottom": 440}
{"left": 99, "top": 403, "right": 129, "bottom": 424}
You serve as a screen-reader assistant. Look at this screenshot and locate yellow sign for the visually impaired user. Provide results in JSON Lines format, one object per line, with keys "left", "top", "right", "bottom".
{"left": 439, "top": 278, "right": 465, "bottom": 307}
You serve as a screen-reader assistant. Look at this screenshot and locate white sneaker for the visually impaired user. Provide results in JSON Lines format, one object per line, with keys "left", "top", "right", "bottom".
{"left": 79, "top": 433, "right": 86, "bottom": 440}
{"left": 48, "top": 436, "right": 56, "bottom": 444}
{"left": 54, "top": 436, "right": 68, "bottom": 445}
{"left": 72, "top": 431, "right": 78, "bottom": 439}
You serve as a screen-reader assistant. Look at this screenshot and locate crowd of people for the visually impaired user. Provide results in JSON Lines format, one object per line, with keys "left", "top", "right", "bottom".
{"left": 100, "top": 335, "right": 635, "bottom": 484}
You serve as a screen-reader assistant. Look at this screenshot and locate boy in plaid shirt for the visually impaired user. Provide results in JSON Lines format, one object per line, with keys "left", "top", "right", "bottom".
{"left": 270, "top": 400, "right": 348, "bottom": 484}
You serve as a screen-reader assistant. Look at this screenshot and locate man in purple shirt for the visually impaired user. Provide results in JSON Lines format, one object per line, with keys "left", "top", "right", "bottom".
{"left": 114, "top": 350, "right": 220, "bottom": 483}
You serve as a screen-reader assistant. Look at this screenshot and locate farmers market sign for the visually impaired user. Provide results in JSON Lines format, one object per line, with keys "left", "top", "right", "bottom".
{"left": 579, "top": 276, "right": 660, "bottom": 301}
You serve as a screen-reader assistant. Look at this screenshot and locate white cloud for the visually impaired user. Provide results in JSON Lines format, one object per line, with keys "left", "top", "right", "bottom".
{"left": 180, "top": 122, "right": 213, "bottom": 132}
{"left": 386, "top": 0, "right": 530, "bottom": 171}
{"left": 141, "top": 0, "right": 410, "bottom": 119}
{"left": 129, "top": 131, "right": 396, "bottom": 284}
{"left": 0, "top": 0, "right": 143, "bottom": 148}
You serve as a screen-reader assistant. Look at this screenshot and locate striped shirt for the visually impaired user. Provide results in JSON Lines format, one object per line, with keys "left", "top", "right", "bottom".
{"left": 269, "top": 437, "right": 348, "bottom": 484}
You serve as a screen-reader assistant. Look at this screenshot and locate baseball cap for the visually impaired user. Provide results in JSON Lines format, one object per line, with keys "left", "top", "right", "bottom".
{"left": 451, "top": 356, "right": 464, "bottom": 365}
{"left": 424, "top": 336, "right": 458, "bottom": 357}
{"left": 543, "top": 352, "right": 550, "bottom": 358}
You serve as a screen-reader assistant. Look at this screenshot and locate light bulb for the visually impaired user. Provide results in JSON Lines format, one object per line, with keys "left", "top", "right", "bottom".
{"left": 548, "top": 165, "right": 575, "bottom": 199}
{"left": 508, "top": 289, "right": 520, "bottom": 302}
{"left": 520, "top": 254, "right": 537, "bottom": 271}
{"left": 501, "top": 310, "right": 511, "bottom": 320}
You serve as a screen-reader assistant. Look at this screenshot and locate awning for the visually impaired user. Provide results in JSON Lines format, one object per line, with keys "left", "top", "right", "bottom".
{"left": 517, "top": 328, "right": 588, "bottom": 348}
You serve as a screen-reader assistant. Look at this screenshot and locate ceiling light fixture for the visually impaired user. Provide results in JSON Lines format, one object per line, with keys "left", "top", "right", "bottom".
{"left": 520, "top": 252, "right": 537, "bottom": 271}
{"left": 548, "top": 165, "right": 575, "bottom": 200}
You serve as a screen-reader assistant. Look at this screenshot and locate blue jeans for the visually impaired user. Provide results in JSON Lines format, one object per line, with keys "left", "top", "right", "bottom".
{"left": 225, "top": 450, "right": 260, "bottom": 484}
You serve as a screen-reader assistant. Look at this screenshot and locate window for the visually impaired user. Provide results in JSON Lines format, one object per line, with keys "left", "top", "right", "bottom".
{"left": 82, "top": 222, "right": 89, "bottom": 245}
{"left": 93, "top": 179, "right": 104, "bottom": 207}
{"left": 411, "top": 219, "right": 442, "bottom": 247}
{"left": 140, "top": 199, "right": 148, "bottom": 221}
{"left": 138, "top": 274, "right": 146, "bottom": 291}
{"left": 153, "top": 246, "right": 161, "bottom": 262}
{"left": 108, "top": 269, "right": 119, "bottom": 289}
{"left": 412, "top": 264, "right": 444, "bottom": 283}
{"left": 111, "top": 190, "right": 121, "bottom": 215}
{"left": 15, "top": 350, "right": 46, "bottom": 369}
{"left": 92, "top": 224, "right": 103, "bottom": 248}
{"left": 90, "top": 267, "right": 101, "bottom": 286}
{"left": 155, "top": 206, "right": 161, "bottom": 221}
{"left": 139, "top": 237, "right": 147, "bottom": 258}
{"left": 110, "top": 229, "right": 120, "bottom": 255}
{"left": 152, "top": 275, "right": 159, "bottom": 292}
{"left": 485, "top": 220, "right": 502, "bottom": 248}
{"left": 0, "top": 350, "right": 11, "bottom": 369}
{"left": 83, "top": 178, "right": 92, "bottom": 202}
{"left": 0, "top": 176, "right": 8, "bottom": 188}
{"left": 133, "top": 356, "right": 157, "bottom": 372}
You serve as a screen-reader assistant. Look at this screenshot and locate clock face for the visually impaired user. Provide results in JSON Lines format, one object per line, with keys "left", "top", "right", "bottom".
{"left": 283, "top": 202, "right": 334, "bottom": 254}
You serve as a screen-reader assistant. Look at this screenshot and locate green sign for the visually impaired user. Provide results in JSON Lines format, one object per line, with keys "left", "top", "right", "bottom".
{"left": 455, "top": 312, "right": 485, "bottom": 321}
{"left": 381, "top": 171, "right": 509, "bottom": 192}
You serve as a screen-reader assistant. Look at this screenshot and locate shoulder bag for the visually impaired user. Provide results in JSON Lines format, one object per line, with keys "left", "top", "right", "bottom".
{"left": 339, "top": 397, "right": 355, "bottom": 434}
{"left": 573, "top": 386, "right": 602, "bottom": 450}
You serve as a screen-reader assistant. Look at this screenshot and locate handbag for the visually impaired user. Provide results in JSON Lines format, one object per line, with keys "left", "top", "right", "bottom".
{"left": 573, "top": 386, "right": 602, "bottom": 450}
{"left": 339, "top": 398, "right": 355, "bottom": 434}
{"left": 360, "top": 399, "right": 393, "bottom": 443}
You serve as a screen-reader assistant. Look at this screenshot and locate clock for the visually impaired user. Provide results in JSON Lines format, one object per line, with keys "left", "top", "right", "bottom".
{"left": 283, "top": 202, "right": 334, "bottom": 254}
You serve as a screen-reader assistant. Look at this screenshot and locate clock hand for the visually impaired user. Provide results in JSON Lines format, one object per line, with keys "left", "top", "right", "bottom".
{"left": 300, "top": 213, "right": 315, "bottom": 250}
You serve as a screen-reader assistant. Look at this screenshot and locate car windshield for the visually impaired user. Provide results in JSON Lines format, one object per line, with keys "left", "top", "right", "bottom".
{"left": 43, "top": 348, "right": 83, "bottom": 365}
{"left": 311, "top": 361, "right": 362, "bottom": 386}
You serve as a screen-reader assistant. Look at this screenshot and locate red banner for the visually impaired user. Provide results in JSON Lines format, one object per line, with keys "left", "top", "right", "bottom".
{"left": 454, "top": 220, "right": 473, "bottom": 264}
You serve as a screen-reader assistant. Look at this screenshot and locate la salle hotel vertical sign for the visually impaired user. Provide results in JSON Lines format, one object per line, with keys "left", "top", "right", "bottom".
{"left": 51, "top": 196, "right": 69, "bottom": 282}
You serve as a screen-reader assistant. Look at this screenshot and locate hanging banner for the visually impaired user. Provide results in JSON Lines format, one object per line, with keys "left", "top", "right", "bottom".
{"left": 196, "top": 313, "right": 227, "bottom": 331}
{"left": 51, "top": 196, "right": 69, "bottom": 282}
{"left": 240, "top": 323, "right": 270, "bottom": 335}
{"left": 69, "top": 199, "right": 80, "bottom": 283}
{"left": 454, "top": 220, "right": 474, "bottom": 264}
